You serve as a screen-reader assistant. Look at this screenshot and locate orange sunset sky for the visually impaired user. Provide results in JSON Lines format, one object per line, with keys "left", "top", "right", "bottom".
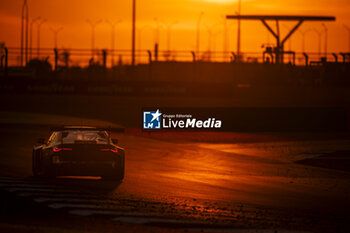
{"left": 0, "top": 0, "right": 350, "bottom": 54}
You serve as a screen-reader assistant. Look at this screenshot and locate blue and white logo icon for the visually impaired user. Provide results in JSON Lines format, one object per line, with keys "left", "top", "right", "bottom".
{"left": 143, "top": 109, "right": 162, "bottom": 129}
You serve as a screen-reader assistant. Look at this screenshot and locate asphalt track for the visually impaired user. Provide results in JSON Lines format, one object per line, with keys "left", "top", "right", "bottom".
{"left": 0, "top": 113, "right": 350, "bottom": 233}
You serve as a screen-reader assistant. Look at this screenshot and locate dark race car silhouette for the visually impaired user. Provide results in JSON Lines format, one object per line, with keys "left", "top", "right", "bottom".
{"left": 32, "top": 126, "right": 125, "bottom": 180}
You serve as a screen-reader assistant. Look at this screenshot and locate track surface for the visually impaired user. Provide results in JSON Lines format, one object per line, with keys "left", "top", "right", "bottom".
{"left": 0, "top": 125, "right": 350, "bottom": 233}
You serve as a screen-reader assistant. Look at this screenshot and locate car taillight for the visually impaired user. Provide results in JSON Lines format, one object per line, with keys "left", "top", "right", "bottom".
{"left": 100, "top": 148, "right": 118, "bottom": 153}
{"left": 53, "top": 147, "right": 72, "bottom": 152}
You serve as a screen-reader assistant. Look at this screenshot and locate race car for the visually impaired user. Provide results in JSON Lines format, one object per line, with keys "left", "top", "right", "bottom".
{"left": 32, "top": 126, "right": 125, "bottom": 180}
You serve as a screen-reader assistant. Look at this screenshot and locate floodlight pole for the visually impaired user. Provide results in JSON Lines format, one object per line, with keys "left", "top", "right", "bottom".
{"left": 106, "top": 19, "right": 122, "bottom": 67}
{"left": 312, "top": 28, "right": 322, "bottom": 59}
{"left": 206, "top": 27, "right": 213, "bottom": 59}
{"left": 132, "top": 0, "right": 136, "bottom": 66}
{"left": 236, "top": 0, "right": 241, "bottom": 61}
{"left": 37, "top": 18, "right": 47, "bottom": 59}
{"left": 322, "top": 23, "right": 328, "bottom": 58}
{"left": 165, "top": 21, "right": 178, "bottom": 52}
{"left": 153, "top": 18, "right": 161, "bottom": 45}
{"left": 87, "top": 19, "right": 102, "bottom": 59}
{"left": 223, "top": 17, "right": 229, "bottom": 61}
{"left": 50, "top": 26, "right": 63, "bottom": 49}
{"left": 298, "top": 29, "right": 311, "bottom": 53}
{"left": 196, "top": 12, "right": 204, "bottom": 58}
{"left": 30, "top": 16, "right": 40, "bottom": 60}
{"left": 21, "top": 0, "right": 29, "bottom": 66}
{"left": 205, "top": 23, "right": 218, "bottom": 61}
{"left": 137, "top": 25, "right": 152, "bottom": 64}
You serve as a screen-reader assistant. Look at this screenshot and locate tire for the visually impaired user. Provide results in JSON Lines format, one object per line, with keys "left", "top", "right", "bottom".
{"left": 103, "top": 156, "right": 125, "bottom": 181}
{"left": 102, "top": 169, "right": 123, "bottom": 181}
{"left": 117, "top": 155, "right": 125, "bottom": 180}
{"left": 116, "top": 162, "right": 125, "bottom": 180}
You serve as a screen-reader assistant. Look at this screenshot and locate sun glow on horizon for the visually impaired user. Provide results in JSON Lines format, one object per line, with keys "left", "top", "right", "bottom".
{"left": 0, "top": 0, "right": 349, "bottom": 65}
{"left": 201, "top": 0, "right": 234, "bottom": 3}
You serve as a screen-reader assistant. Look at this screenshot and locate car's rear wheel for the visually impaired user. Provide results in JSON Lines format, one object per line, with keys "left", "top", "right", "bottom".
{"left": 102, "top": 169, "right": 124, "bottom": 181}
{"left": 117, "top": 156, "right": 125, "bottom": 180}
{"left": 102, "top": 158, "right": 124, "bottom": 181}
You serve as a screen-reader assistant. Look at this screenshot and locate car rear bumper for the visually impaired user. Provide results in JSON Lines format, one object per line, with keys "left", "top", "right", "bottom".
{"left": 52, "top": 161, "right": 117, "bottom": 176}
